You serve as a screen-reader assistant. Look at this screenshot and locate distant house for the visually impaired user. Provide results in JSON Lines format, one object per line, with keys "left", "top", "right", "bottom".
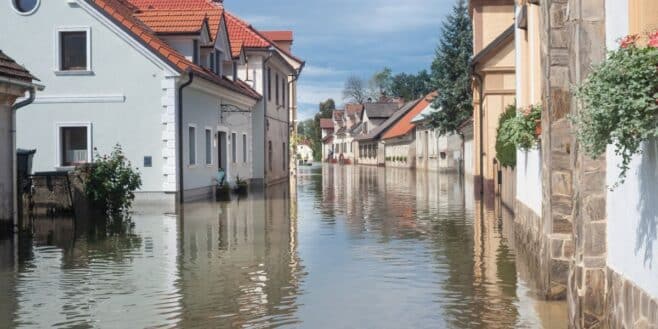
{"left": 410, "top": 93, "right": 464, "bottom": 172}
{"left": 354, "top": 102, "right": 412, "bottom": 166}
{"left": 319, "top": 118, "right": 334, "bottom": 161}
{"left": 331, "top": 104, "right": 363, "bottom": 163}
{"left": 296, "top": 142, "right": 313, "bottom": 163}
{"left": 0, "top": 0, "right": 307, "bottom": 202}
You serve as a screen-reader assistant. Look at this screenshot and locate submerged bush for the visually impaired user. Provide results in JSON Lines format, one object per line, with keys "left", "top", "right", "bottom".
{"left": 495, "top": 104, "right": 519, "bottom": 168}
{"left": 78, "top": 144, "right": 142, "bottom": 219}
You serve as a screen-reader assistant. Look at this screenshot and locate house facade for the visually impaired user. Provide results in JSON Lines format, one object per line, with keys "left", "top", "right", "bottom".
{"left": 469, "top": 0, "right": 516, "bottom": 200}
{"left": 319, "top": 118, "right": 334, "bottom": 161}
{"left": 296, "top": 142, "right": 313, "bottom": 163}
{"left": 330, "top": 104, "right": 363, "bottom": 164}
{"left": 0, "top": 50, "right": 42, "bottom": 234}
{"left": 0, "top": 0, "right": 305, "bottom": 203}
{"left": 353, "top": 102, "right": 401, "bottom": 166}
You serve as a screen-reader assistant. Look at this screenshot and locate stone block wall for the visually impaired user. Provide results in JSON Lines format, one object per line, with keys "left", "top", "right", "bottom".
{"left": 607, "top": 268, "right": 658, "bottom": 328}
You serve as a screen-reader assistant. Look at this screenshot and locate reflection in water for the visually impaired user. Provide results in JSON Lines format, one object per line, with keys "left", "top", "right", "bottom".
{"left": 0, "top": 164, "right": 566, "bottom": 328}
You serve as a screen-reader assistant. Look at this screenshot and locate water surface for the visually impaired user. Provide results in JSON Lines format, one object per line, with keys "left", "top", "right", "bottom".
{"left": 0, "top": 164, "right": 566, "bottom": 328}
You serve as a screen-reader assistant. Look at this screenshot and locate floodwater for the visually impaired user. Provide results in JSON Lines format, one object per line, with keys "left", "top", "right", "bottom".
{"left": 0, "top": 164, "right": 567, "bottom": 328}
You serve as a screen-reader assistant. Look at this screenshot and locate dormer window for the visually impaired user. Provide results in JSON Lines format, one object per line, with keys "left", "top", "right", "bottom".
{"left": 214, "top": 51, "right": 222, "bottom": 76}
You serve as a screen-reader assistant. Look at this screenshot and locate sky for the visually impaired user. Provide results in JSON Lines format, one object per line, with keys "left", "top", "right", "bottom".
{"left": 227, "top": 0, "right": 456, "bottom": 121}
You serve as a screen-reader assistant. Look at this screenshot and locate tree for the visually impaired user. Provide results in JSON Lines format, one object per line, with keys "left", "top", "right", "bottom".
{"left": 390, "top": 70, "right": 433, "bottom": 101}
{"left": 427, "top": 0, "right": 473, "bottom": 135}
{"left": 319, "top": 98, "right": 336, "bottom": 118}
{"left": 370, "top": 67, "right": 393, "bottom": 99}
{"left": 343, "top": 76, "right": 368, "bottom": 103}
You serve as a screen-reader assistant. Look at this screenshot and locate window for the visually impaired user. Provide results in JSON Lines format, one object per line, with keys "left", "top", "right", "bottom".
{"left": 215, "top": 51, "right": 221, "bottom": 75}
{"left": 12, "top": 0, "right": 39, "bottom": 14}
{"left": 205, "top": 129, "right": 212, "bottom": 165}
{"left": 282, "top": 77, "right": 286, "bottom": 108}
{"left": 245, "top": 62, "right": 250, "bottom": 81}
{"left": 59, "top": 30, "right": 89, "bottom": 71}
{"left": 232, "top": 62, "right": 237, "bottom": 80}
{"left": 267, "top": 68, "right": 272, "bottom": 101}
{"left": 210, "top": 51, "right": 215, "bottom": 72}
{"left": 268, "top": 141, "right": 273, "bottom": 171}
{"left": 193, "top": 40, "right": 199, "bottom": 65}
{"left": 242, "top": 134, "right": 247, "bottom": 163}
{"left": 188, "top": 126, "right": 196, "bottom": 166}
{"left": 275, "top": 73, "right": 280, "bottom": 106}
{"left": 59, "top": 125, "right": 89, "bottom": 166}
{"left": 282, "top": 143, "right": 286, "bottom": 170}
{"left": 231, "top": 133, "right": 237, "bottom": 163}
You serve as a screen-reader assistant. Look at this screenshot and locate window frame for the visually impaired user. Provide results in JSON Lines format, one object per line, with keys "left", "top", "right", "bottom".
{"left": 54, "top": 26, "right": 92, "bottom": 75}
{"left": 11, "top": 0, "right": 40, "bottom": 15}
{"left": 267, "top": 67, "right": 272, "bottom": 101}
{"left": 55, "top": 122, "right": 92, "bottom": 169}
{"left": 275, "top": 72, "right": 280, "bottom": 106}
{"left": 205, "top": 127, "right": 213, "bottom": 166}
{"left": 188, "top": 124, "right": 197, "bottom": 167}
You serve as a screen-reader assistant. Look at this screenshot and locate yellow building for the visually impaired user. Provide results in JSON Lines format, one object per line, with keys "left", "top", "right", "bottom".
{"left": 469, "top": 0, "right": 516, "bottom": 201}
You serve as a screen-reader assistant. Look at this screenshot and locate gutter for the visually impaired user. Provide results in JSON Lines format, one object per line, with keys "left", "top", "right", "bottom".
{"left": 177, "top": 72, "right": 194, "bottom": 204}
{"left": 472, "top": 70, "right": 485, "bottom": 197}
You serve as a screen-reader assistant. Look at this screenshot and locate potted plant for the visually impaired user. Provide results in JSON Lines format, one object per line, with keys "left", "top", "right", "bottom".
{"left": 216, "top": 182, "right": 231, "bottom": 201}
{"left": 572, "top": 31, "right": 658, "bottom": 188}
{"left": 234, "top": 176, "right": 248, "bottom": 195}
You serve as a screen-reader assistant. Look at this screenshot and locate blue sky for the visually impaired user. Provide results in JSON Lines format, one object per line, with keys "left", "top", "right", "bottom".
{"left": 227, "top": 0, "right": 456, "bottom": 121}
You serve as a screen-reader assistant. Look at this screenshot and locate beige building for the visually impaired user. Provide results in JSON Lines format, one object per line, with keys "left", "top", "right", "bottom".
{"left": 470, "top": 0, "right": 516, "bottom": 201}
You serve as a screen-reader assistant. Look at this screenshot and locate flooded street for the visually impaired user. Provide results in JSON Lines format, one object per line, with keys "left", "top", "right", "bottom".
{"left": 0, "top": 164, "right": 566, "bottom": 328}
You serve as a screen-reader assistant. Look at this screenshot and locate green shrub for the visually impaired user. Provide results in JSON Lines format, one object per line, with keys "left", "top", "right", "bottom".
{"left": 495, "top": 104, "right": 518, "bottom": 168}
{"left": 78, "top": 144, "right": 142, "bottom": 219}
{"left": 573, "top": 33, "right": 658, "bottom": 188}
{"left": 499, "top": 104, "right": 542, "bottom": 152}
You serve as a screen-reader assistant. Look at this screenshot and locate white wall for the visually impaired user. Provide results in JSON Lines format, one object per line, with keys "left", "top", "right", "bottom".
{"left": 1, "top": 0, "right": 169, "bottom": 192}
{"left": 514, "top": 4, "right": 542, "bottom": 215}
{"left": 605, "top": 3, "right": 658, "bottom": 300}
{"left": 182, "top": 86, "right": 253, "bottom": 191}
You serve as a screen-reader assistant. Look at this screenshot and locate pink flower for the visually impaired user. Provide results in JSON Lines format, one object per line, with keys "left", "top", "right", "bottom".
{"left": 619, "top": 34, "right": 640, "bottom": 48}
{"left": 648, "top": 31, "right": 658, "bottom": 48}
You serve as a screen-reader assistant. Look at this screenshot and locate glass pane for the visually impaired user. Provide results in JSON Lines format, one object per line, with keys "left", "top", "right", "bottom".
{"left": 61, "top": 31, "right": 87, "bottom": 71}
{"left": 232, "top": 133, "right": 236, "bottom": 163}
{"left": 243, "top": 135, "right": 247, "bottom": 163}
{"left": 205, "top": 130, "right": 212, "bottom": 165}
{"left": 189, "top": 127, "right": 196, "bottom": 165}
{"left": 61, "top": 127, "right": 88, "bottom": 166}
{"left": 14, "top": 0, "right": 38, "bottom": 13}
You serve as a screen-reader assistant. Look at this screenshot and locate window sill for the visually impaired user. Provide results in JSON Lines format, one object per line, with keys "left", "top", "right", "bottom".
{"left": 55, "top": 70, "right": 94, "bottom": 76}
{"left": 55, "top": 166, "right": 77, "bottom": 171}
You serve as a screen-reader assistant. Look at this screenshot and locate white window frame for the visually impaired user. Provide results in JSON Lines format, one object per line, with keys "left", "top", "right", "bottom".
{"left": 11, "top": 0, "right": 41, "bottom": 16}
{"left": 188, "top": 124, "right": 197, "bottom": 167}
{"left": 204, "top": 127, "right": 213, "bottom": 166}
{"left": 55, "top": 122, "right": 92, "bottom": 169}
{"left": 54, "top": 26, "right": 92, "bottom": 75}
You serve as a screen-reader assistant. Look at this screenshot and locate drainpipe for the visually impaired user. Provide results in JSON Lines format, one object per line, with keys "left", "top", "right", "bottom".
{"left": 472, "top": 72, "right": 485, "bottom": 197}
{"left": 10, "top": 88, "right": 36, "bottom": 232}
{"left": 177, "top": 72, "right": 194, "bottom": 204}
{"left": 287, "top": 64, "right": 303, "bottom": 179}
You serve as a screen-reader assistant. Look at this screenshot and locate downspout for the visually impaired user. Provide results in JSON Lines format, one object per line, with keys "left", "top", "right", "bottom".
{"left": 287, "top": 64, "right": 303, "bottom": 179}
{"left": 177, "top": 72, "right": 194, "bottom": 204}
{"left": 11, "top": 88, "right": 36, "bottom": 232}
{"left": 472, "top": 71, "right": 485, "bottom": 197}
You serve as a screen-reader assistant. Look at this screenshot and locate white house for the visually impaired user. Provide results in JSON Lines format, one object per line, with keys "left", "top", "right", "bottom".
{"left": 354, "top": 102, "right": 407, "bottom": 166}
{"left": 319, "top": 118, "right": 334, "bottom": 161}
{"left": 1, "top": 0, "right": 264, "bottom": 203}
{"left": 296, "top": 143, "right": 313, "bottom": 163}
{"left": 226, "top": 16, "right": 305, "bottom": 186}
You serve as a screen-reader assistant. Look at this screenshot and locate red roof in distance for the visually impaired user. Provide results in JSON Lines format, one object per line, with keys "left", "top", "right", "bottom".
{"left": 320, "top": 118, "right": 334, "bottom": 129}
{"left": 261, "top": 31, "right": 293, "bottom": 42}
{"left": 381, "top": 92, "right": 438, "bottom": 140}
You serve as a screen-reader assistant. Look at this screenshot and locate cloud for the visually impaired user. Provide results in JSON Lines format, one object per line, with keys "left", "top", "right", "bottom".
{"left": 303, "top": 65, "right": 348, "bottom": 77}
{"left": 297, "top": 83, "right": 343, "bottom": 105}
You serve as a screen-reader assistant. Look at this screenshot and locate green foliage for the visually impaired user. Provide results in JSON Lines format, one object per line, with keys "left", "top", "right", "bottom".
{"left": 498, "top": 105, "right": 542, "bottom": 152}
{"left": 427, "top": 0, "right": 473, "bottom": 135}
{"left": 390, "top": 70, "right": 434, "bottom": 101}
{"left": 495, "top": 104, "right": 519, "bottom": 168}
{"left": 78, "top": 144, "right": 142, "bottom": 219}
{"left": 371, "top": 67, "right": 393, "bottom": 98}
{"left": 572, "top": 41, "right": 658, "bottom": 188}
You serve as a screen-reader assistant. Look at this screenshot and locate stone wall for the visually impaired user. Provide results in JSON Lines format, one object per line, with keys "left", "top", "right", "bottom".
{"left": 606, "top": 268, "right": 658, "bottom": 328}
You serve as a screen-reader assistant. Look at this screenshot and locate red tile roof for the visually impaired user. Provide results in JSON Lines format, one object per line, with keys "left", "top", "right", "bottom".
{"left": 261, "top": 31, "right": 293, "bottom": 42}
{"left": 0, "top": 50, "right": 38, "bottom": 82}
{"left": 320, "top": 118, "right": 334, "bottom": 129}
{"left": 382, "top": 92, "right": 438, "bottom": 140}
{"left": 134, "top": 10, "right": 210, "bottom": 34}
{"left": 224, "top": 11, "right": 271, "bottom": 57}
{"left": 89, "top": 0, "right": 260, "bottom": 99}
